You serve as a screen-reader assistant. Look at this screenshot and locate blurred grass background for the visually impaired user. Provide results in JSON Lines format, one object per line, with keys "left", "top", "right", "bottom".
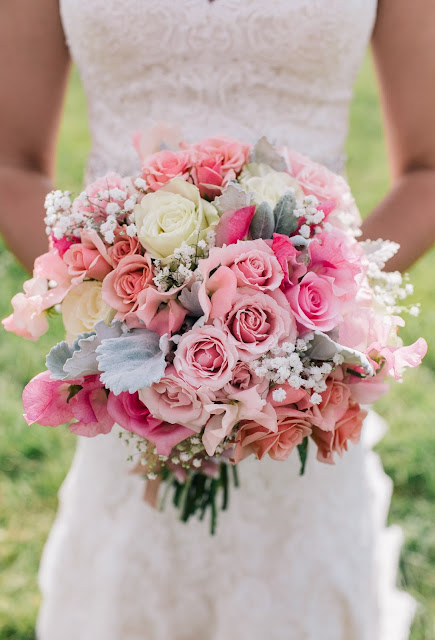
{"left": 0, "top": 55, "right": 434, "bottom": 639}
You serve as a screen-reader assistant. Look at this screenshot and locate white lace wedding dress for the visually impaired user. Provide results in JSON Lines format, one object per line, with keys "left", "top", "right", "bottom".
{"left": 37, "top": 1, "right": 416, "bottom": 638}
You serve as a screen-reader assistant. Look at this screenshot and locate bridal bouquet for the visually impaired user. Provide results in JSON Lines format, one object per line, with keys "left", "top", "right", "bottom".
{"left": 4, "top": 126, "right": 427, "bottom": 533}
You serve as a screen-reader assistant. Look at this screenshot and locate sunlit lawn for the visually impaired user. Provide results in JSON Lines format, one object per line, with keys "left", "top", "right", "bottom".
{"left": 0, "top": 56, "right": 434, "bottom": 639}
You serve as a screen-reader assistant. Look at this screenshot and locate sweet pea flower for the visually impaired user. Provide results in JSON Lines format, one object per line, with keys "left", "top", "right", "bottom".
{"left": 271, "top": 234, "right": 307, "bottom": 289}
{"left": 203, "top": 387, "right": 277, "bottom": 456}
{"left": 367, "top": 338, "right": 427, "bottom": 381}
{"left": 67, "top": 377, "right": 114, "bottom": 436}
{"left": 132, "top": 286, "right": 188, "bottom": 336}
{"left": 308, "top": 230, "right": 363, "bottom": 298}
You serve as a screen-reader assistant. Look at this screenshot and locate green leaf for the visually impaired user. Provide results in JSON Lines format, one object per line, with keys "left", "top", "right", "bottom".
{"left": 249, "top": 201, "right": 274, "bottom": 239}
{"left": 273, "top": 192, "right": 298, "bottom": 235}
{"left": 297, "top": 437, "right": 309, "bottom": 476}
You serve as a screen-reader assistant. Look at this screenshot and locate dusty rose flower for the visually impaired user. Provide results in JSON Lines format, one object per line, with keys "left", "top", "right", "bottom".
{"left": 285, "top": 272, "right": 342, "bottom": 333}
{"left": 141, "top": 149, "right": 191, "bottom": 191}
{"left": 138, "top": 366, "right": 214, "bottom": 431}
{"left": 64, "top": 242, "right": 113, "bottom": 282}
{"left": 221, "top": 361, "right": 269, "bottom": 396}
{"left": 311, "top": 402, "right": 367, "bottom": 464}
{"left": 108, "top": 230, "right": 142, "bottom": 266}
{"left": 101, "top": 254, "right": 154, "bottom": 317}
{"left": 215, "top": 287, "right": 296, "bottom": 361}
{"left": 318, "top": 378, "right": 351, "bottom": 432}
{"left": 174, "top": 326, "right": 238, "bottom": 391}
{"left": 234, "top": 406, "right": 313, "bottom": 463}
{"left": 230, "top": 247, "right": 283, "bottom": 292}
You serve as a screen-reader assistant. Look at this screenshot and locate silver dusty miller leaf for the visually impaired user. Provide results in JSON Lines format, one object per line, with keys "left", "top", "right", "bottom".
{"left": 250, "top": 136, "right": 287, "bottom": 172}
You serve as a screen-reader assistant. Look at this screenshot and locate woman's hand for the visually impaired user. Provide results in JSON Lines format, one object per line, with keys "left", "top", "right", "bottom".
{"left": 0, "top": 0, "right": 70, "bottom": 272}
{"left": 363, "top": 0, "right": 435, "bottom": 271}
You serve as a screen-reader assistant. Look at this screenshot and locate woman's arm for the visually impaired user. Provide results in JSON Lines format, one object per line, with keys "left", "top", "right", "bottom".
{"left": 362, "top": 0, "right": 435, "bottom": 272}
{"left": 0, "top": 0, "right": 70, "bottom": 272}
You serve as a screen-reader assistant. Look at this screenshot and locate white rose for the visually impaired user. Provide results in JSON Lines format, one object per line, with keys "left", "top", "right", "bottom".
{"left": 238, "top": 163, "right": 304, "bottom": 207}
{"left": 134, "top": 178, "right": 219, "bottom": 262}
{"left": 62, "top": 280, "right": 111, "bottom": 342}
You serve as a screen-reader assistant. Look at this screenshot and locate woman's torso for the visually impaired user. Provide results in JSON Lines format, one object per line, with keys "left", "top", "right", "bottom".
{"left": 60, "top": 0, "right": 377, "bottom": 179}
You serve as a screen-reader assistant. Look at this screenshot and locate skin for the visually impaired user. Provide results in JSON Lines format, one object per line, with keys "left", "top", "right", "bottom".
{"left": 0, "top": 0, "right": 434, "bottom": 273}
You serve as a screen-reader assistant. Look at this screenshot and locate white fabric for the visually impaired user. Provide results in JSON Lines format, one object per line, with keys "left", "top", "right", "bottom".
{"left": 37, "top": 1, "right": 415, "bottom": 638}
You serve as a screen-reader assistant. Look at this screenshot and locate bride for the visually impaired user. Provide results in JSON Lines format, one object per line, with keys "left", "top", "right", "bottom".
{"left": 1, "top": 1, "right": 435, "bottom": 638}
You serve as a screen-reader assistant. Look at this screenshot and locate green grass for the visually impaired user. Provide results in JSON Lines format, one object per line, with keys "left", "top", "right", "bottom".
{"left": 0, "top": 57, "right": 434, "bottom": 638}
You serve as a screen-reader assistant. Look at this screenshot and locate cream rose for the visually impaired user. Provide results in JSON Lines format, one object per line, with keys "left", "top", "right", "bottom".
{"left": 133, "top": 178, "right": 219, "bottom": 262}
{"left": 238, "top": 163, "right": 304, "bottom": 207}
{"left": 62, "top": 280, "right": 111, "bottom": 342}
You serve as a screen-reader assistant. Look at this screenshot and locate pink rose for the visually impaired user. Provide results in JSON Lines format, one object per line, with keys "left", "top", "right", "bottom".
{"left": 192, "top": 135, "right": 250, "bottom": 174}
{"left": 285, "top": 272, "right": 342, "bottom": 333}
{"left": 234, "top": 406, "right": 313, "bottom": 463}
{"left": 107, "top": 391, "right": 193, "bottom": 455}
{"left": 198, "top": 239, "right": 283, "bottom": 319}
{"left": 221, "top": 361, "right": 269, "bottom": 396}
{"left": 174, "top": 326, "right": 238, "bottom": 391}
{"left": 107, "top": 229, "right": 142, "bottom": 266}
{"left": 311, "top": 402, "right": 367, "bottom": 464}
{"left": 138, "top": 366, "right": 214, "bottom": 431}
{"left": 266, "top": 383, "right": 308, "bottom": 407}
{"left": 215, "top": 287, "right": 296, "bottom": 361}
{"left": 308, "top": 231, "right": 363, "bottom": 298}
{"left": 64, "top": 242, "right": 113, "bottom": 283}
{"left": 141, "top": 149, "right": 191, "bottom": 191}
{"left": 317, "top": 378, "right": 351, "bottom": 432}
{"left": 272, "top": 234, "right": 307, "bottom": 289}
{"left": 284, "top": 148, "right": 350, "bottom": 203}
{"left": 101, "top": 254, "right": 154, "bottom": 317}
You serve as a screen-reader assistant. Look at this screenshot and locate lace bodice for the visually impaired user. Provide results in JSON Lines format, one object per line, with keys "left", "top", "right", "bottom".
{"left": 60, "top": 0, "right": 377, "bottom": 180}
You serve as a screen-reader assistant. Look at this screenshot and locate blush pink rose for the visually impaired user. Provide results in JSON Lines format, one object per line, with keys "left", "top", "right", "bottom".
{"left": 272, "top": 234, "right": 307, "bottom": 289}
{"left": 64, "top": 242, "right": 113, "bottom": 283}
{"left": 198, "top": 239, "right": 282, "bottom": 319}
{"left": 234, "top": 406, "right": 313, "bottom": 463}
{"left": 190, "top": 154, "right": 226, "bottom": 199}
{"left": 215, "top": 287, "right": 296, "bottom": 361}
{"left": 106, "top": 391, "right": 193, "bottom": 455}
{"left": 284, "top": 148, "right": 350, "bottom": 203}
{"left": 285, "top": 272, "right": 342, "bottom": 333}
{"left": 311, "top": 402, "right": 367, "bottom": 464}
{"left": 141, "top": 149, "right": 191, "bottom": 191}
{"left": 174, "top": 326, "right": 238, "bottom": 391}
{"left": 138, "top": 366, "right": 215, "bottom": 431}
{"left": 192, "top": 135, "right": 250, "bottom": 174}
{"left": 101, "top": 254, "right": 154, "bottom": 317}
{"left": 107, "top": 229, "right": 142, "bottom": 266}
